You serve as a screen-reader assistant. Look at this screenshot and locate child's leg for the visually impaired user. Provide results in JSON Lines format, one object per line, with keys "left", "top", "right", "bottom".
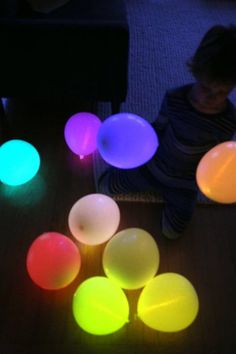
{"left": 161, "top": 186, "right": 198, "bottom": 239}
{"left": 98, "top": 165, "right": 159, "bottom": 195}
{"left": 98, "top": 165, "right": 197, "bottom": 240}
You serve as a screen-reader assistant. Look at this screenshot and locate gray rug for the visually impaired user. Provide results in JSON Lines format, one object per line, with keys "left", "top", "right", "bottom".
{"left": 93, "top": 0, "right": 236, "bottom": 204}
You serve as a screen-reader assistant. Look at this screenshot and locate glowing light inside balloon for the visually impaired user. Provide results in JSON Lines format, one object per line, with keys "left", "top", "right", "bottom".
{"left": 64, "top": 112, "right": 101, "bottom": 159}
{"left": 26, "top": 232, "right": 81, "bottom": 290}
{"left": 103, "top": 228, "right": 160, "bottom": 289}
{"left": 196, "top": 141, "right": 236, "bottom": 203}
{"left": 0, "top": 139, "right": 40, "bottom": 186}
{"left": 72, "top": 276, "right": 129, "bottom": 335}
{"left": 137, "top": 273, "right": 199, "bottom": 332}
{"left": 68, "top": 193, "right": 120, "bottom": 245}
{"left": 97, "top": 112, "right": 158, "bottom": 168}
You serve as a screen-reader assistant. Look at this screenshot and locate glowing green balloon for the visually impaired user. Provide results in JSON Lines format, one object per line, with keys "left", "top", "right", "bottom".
{"left": 72, "top": 276, "right": 129, "bottom": 335}
{"left": 0, "top": 140, "right": 40, "bottom": 186}
{"left": 103, "top": 228, "right": 160, "bottom": 289}
{"left": 137, "top": 273, "right": 199, "bottom": 332}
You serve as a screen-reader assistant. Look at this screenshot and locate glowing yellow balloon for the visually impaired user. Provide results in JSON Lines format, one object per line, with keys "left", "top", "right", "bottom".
{"left": 72, "top": 276, "right": 129, "bottom": 335}
{"left": 68, "top": 193, "right": 120, "bottom": 245}
{"left": 196, "top": 141, "right": 236, "bottom": 203}
{"left": 137, "top": 273, "right": 199, "bottom": 332}
{"left": 102, "top": 228, "right": 160, "bottom": 289}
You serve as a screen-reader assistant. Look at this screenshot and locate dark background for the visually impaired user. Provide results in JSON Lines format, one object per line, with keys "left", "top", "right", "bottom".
{"left": 1, "top": 1, "right": 236, "bottom": 353}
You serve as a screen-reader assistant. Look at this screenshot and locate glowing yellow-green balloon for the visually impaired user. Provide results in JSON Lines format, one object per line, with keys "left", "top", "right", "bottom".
{"left": 102, "top": 228, "right": 160, "bottom": 289}
{"left": 72, "top": 276, "right": 129, "bottom": 335}
{"left": 137, "top": 273, "right": 199, "bottom": 332}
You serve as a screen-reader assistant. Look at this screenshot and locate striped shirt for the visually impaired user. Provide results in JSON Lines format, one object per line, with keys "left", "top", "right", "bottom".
{"left": 147, "top": 84, "right": 236, "bottom": 190}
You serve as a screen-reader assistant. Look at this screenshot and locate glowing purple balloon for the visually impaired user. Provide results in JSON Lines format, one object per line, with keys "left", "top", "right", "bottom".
{"left": 64, "top": 112, "right": 101, "bottom": 159}
{"left": 97, "top": 113, "right": 159, "bottom": 168}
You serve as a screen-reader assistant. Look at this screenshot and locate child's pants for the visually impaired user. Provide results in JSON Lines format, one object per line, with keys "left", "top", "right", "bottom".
{"left": 98, "top": 165, "right": 198, "bottom": 235}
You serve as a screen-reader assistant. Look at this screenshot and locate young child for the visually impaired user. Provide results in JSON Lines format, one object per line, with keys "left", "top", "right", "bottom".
{"left": 98, "top": 25, "right": 236, "bottom": 240}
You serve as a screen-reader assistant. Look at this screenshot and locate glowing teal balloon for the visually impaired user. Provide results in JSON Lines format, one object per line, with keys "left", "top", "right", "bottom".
{"left": 0, "top": 140, "right": 40, "bottom": 186}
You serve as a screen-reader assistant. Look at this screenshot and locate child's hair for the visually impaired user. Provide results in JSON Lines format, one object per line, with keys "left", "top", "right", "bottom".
{"left": 187, "top": 24, "right": 236, "bottom": 86}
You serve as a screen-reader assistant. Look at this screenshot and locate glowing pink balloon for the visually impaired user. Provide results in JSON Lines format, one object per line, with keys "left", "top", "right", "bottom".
{"left": 97, "top": 113, "right": 158, "bottom": 169}
{"left": 26, "top": 232, "right": 81, "bottom": 290}
{"left": 64, "top": 112, "right": 101, "bottom": 159}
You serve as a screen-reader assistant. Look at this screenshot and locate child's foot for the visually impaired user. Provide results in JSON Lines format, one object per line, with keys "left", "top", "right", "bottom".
{"left": 160, "top": 212, "right": 182, "bottom": 240}
{"left": 97, "top": 169, "right": 112, "bottom": 195}
{"left": 93, "top": 150, "right": 112, "bottom": 195}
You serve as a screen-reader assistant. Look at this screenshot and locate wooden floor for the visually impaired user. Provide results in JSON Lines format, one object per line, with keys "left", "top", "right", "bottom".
{"left": 1, "top": 99, "right": 236, "bottom": 354}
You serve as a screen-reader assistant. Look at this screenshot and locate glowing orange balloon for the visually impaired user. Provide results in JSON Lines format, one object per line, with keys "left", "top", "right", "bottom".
{"left": 196, "top": 141, "right": 236, "bottom": 203}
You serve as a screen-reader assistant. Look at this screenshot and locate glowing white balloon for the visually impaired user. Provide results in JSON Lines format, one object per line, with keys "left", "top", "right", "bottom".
{"left": 68, "top": 194, "right": 120, "bottom": 245}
